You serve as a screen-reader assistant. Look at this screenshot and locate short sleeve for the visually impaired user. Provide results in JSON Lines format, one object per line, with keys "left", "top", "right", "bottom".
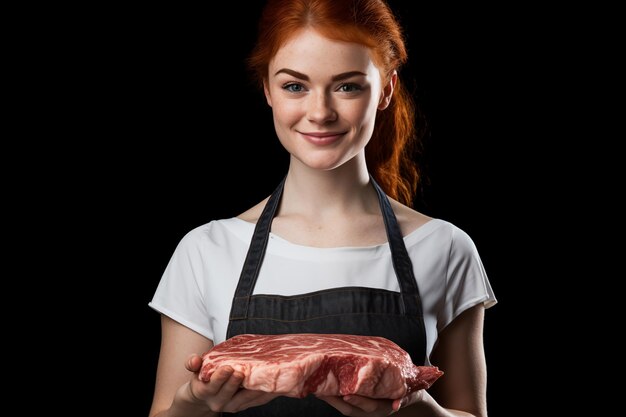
{"left": 438, "top": 226, "right": 497, "bottom": 331}
{"left": 148, "top": 229, "right": 214, "bottom": 341}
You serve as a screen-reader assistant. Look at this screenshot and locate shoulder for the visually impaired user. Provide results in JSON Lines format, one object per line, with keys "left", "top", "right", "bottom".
{"left": 427, "top": 219, "right": 479, "bottom": 257}
{"left": 409, "top": 217, "right": 482, "bottom": 266}
{"left": 390, "top": 199, "right": 480, "bottom": 257}
{"left": 237, "top": 196, "right": 270, "bottom": 224}
{"left": 175, "top": 218, "right": 248, "bottom": 250}
{"left": 388, "top": 198, "right": 433, "bottom": 237}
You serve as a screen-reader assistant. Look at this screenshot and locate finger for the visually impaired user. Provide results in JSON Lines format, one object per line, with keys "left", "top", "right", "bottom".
{"left": 228, "top": 390, "right": 279, "bottom": 411}
{"left": 391, "top": 398, "right": 402, "bottom": 412}
{"left": 189, "top": 369, "right": 242, "bottom": 413}
{"left": 344, "top": 395, "right": 396, "bottom": 415}
{"left": 189, "top": 367, "right": 239, "bottom": 409}
{"left": 185, "top": 354, "right": 204, "bottom": 372}
{"left": 204, "top": 366, "right": 235, "bottom": 395}
{"left": 343, "top": 395, "right": 380, "bottom": 413}
{"left": 214, "top": 371, "right": 244, "bottom": 401}
{"left": 318, "top": 396, "right": 354, "bottom": 415}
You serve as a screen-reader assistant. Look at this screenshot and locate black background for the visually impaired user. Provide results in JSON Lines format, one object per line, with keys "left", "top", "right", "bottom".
{"left": 84, "top": 2, "right": 548, "bottom": 415}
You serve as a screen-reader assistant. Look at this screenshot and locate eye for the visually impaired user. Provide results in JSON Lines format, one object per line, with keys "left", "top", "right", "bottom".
{"left": 282, "top": 83, "right": 306, "bottom": 93}
{"left": 338, "top": 83, "right": 362, "bottom": 93}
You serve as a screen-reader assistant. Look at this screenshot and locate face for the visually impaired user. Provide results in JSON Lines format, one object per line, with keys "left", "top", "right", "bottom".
{"left": 264, "top": 29, "right": 395, "bottom": 171}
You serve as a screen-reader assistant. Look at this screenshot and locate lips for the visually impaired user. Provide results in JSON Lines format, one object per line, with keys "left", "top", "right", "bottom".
{"left": 298, "top": 131, "right": 347, "bottom": 146}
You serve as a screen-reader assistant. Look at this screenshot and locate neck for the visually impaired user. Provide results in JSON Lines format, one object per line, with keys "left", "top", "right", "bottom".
{"left": 279, "top": 156, "right": 378, "bottom": 220}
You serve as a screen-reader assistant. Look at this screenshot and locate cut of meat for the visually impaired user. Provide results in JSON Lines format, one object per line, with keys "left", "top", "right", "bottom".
{"left": 199, "top": 333, "right": 443, "bottom": 400}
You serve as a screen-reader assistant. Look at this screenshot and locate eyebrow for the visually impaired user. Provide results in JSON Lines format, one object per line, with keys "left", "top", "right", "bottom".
{"left": 273, "top": 68, "right": 367, "bottom": 82}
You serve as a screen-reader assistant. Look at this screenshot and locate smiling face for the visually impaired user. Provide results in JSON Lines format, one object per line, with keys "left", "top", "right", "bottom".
{"left": 264, "top": 28, "right": 395, "bottom": 171}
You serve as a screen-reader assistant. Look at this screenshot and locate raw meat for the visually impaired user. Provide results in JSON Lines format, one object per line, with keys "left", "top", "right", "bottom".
{"left": 199, "top": 333, "right": 443, "bottom": 399}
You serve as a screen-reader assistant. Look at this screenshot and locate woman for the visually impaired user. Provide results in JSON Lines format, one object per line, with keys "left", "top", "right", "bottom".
{"left": 148, "top": 0, "right": 496, "bottom": 416}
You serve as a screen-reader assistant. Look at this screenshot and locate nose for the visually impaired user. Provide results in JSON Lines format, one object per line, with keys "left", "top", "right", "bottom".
{"left": 307, "top": 90, "right": 337, "bottom": 124}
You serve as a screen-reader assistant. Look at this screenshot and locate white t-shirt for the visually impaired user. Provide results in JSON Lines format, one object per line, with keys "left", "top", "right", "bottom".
{"left": 149, "top": 217, "right": 497, "bottom": 364}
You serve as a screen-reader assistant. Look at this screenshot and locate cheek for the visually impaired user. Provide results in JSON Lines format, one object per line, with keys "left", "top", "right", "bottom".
{"left": 272, "top": 99, "right": 303, "bottom": 126}
{"left": 341, "top": 99, "right": 377, "bottom": 125}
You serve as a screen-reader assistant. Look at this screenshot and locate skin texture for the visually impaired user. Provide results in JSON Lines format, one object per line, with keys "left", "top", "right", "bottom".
{"left": 148, "top": 29, "right": 488, "bottom": 417}
{"left": 264, "top": 29, "right": 389, "bottom": 173}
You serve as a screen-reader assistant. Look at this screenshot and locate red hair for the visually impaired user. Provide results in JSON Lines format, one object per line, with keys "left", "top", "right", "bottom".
{"left": 249, "top": 0, "right": 421, "bottom": 206}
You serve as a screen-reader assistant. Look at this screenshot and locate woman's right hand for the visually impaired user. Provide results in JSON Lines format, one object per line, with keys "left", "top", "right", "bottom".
{"left": 175, "top": 354, "right": 279, "bottom": 414}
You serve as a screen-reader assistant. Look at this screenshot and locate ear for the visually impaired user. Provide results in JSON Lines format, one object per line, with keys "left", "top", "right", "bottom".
{"left": 378, "top": 70, "right": 397, "bottom": 110}
{"left": 263, "top": 79, "right": 273, "bottom": 107}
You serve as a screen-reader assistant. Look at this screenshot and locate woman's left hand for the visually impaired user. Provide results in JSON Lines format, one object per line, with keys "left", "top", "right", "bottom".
{"left": 319, "top": 390, "right": 425, "bottom": 416}
{"left": 319, "top": 395, "right": 402, "bottom": 416}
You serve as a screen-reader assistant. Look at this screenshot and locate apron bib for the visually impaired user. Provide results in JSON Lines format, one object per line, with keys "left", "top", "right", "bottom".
{"left": 224, "top": 176, "right": 426, "bottom": 416}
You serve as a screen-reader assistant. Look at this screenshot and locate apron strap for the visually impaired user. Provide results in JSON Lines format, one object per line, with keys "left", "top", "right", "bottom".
{"left": 229, "top": 176, "right": 285, "bottom": 320}
{"left": 370, "top": 176, "right": 423, "bottom": 318}
{"left": 228, "top": 175, "right": 423, "bottom": 321}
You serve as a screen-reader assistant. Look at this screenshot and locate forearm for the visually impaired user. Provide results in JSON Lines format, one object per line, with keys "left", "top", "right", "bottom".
{"left": 153, "top": 408, "right": 216, "bottom": 417}
{"left": 395, "top": 391, "right": 480, "bottom": 417}
{"left": 153, "top": 403, "right": 218, "bottom": 417}
{"left": 151, "top": 383, "right": 218, "bottom": 417}
{"left": 152, "top": 405, "right": 216, "bottom": 417}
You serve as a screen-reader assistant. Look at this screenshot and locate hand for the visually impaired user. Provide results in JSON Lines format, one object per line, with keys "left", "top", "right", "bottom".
{"left": 319, "top": 390, "right": 426, "bottom": 416}
{"left": 319, "top": 395, "right": 399, "bottom": 416}
{"left": 178, "top": 354, "right": 279, "bottom": 413}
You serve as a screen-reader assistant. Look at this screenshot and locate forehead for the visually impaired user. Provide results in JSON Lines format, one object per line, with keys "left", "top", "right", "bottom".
{"left": 269, "top": 29, "right": 378, "bottom": 76}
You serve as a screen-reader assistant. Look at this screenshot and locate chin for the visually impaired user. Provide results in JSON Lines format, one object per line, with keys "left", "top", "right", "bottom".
{"left": 296, "top": 155, "right": 345, "bottom": 171}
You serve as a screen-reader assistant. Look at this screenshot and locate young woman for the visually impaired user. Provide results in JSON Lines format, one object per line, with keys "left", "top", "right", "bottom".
{"left": 148, "top": 1, "right": 496, "bottom": 416}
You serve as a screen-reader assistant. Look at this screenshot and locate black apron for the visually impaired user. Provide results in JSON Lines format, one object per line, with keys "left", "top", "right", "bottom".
{"left": 224, "top": 176, "right": 426, "bottom": 416}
